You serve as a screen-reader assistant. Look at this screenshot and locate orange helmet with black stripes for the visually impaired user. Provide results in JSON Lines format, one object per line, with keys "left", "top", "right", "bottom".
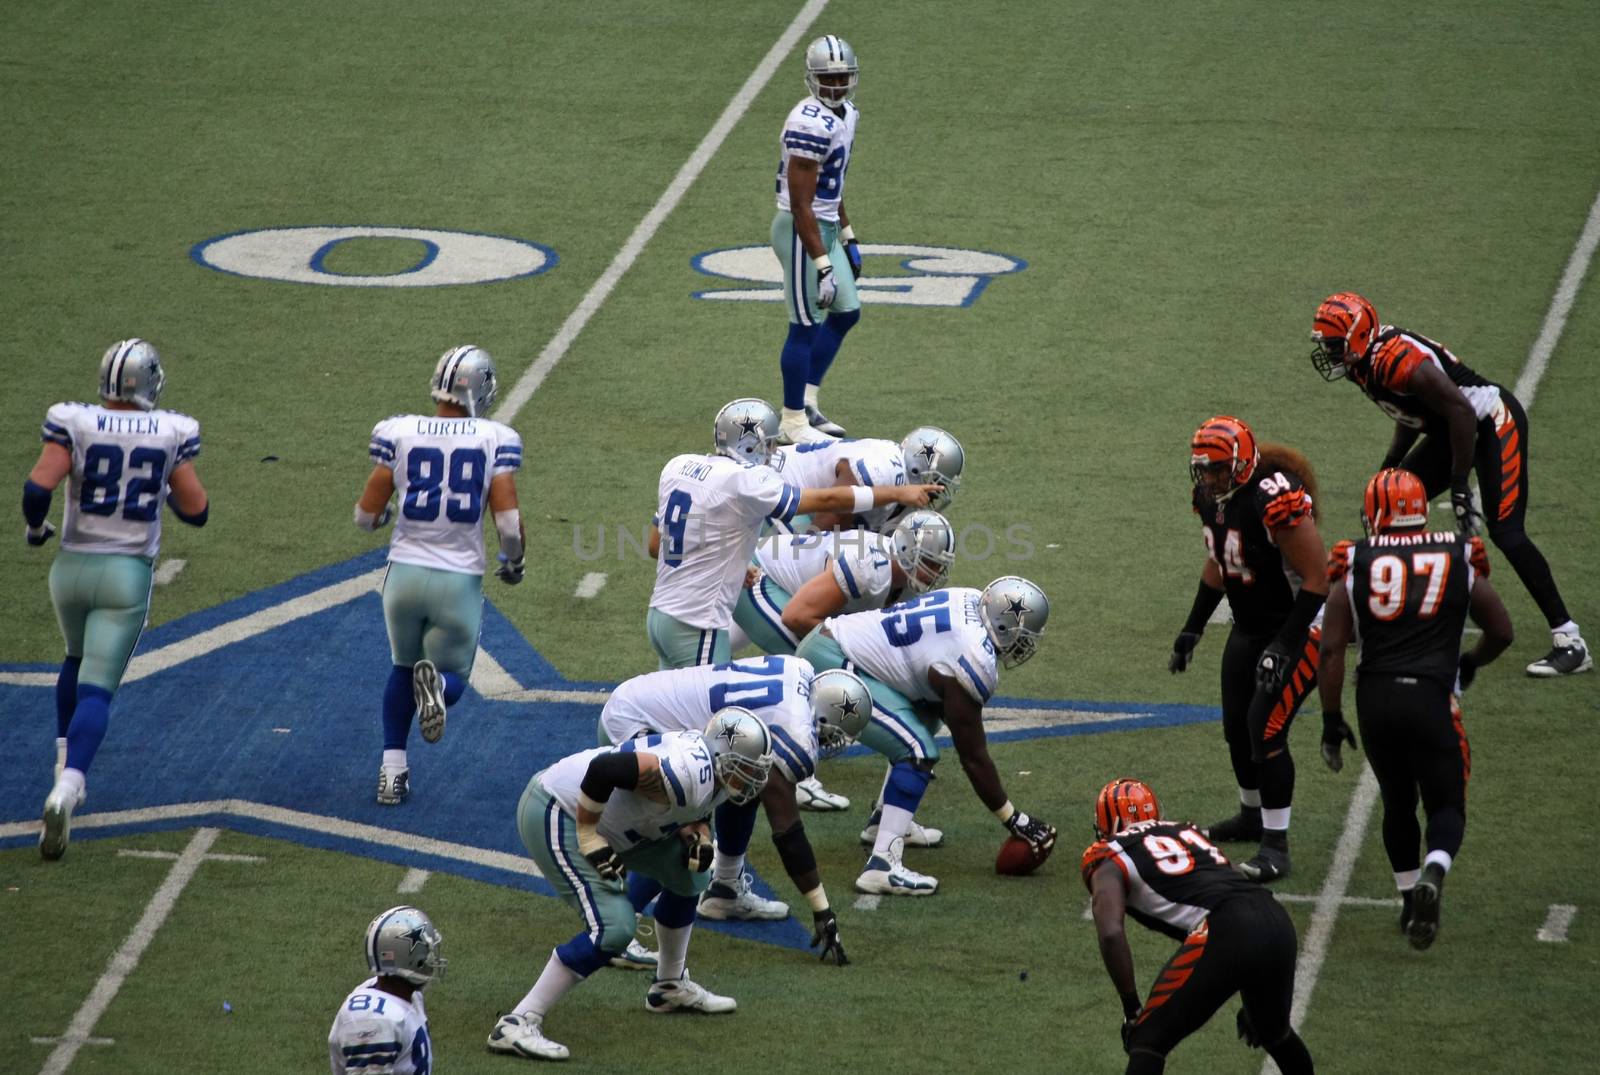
{"left": 1190, "top": 416, "right": 1258, "bottom": 502}
{"left": 1362, "top": 468, "right": 1429, "bottom": 535}
{"left": 1093, "top": 778, "right": 1161, "bottom": 839}
{"left": 1311, "top": 292, "right": 1379, "bottom": 381}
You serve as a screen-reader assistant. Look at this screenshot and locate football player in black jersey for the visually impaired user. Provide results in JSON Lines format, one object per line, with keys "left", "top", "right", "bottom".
{"left": 1083, "top": 778, "right": 1314, "bottom": 1075}
{"left": 1318, "top": 469, "right": 1513, "bottom": 949}
{"left": 1169, "top": 416, "right": 1328, "bottom": 882}
{"left": 1311, "top": 292, "right": 1587, "bottom": 677}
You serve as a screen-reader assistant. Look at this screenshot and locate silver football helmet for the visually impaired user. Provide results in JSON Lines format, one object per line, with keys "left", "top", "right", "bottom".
{"left": 364, "top": 905, "right": 446, "bottom": 987}
{"left": 99, "top": 339, "right": 166, "bottom": 411}
{"left": 713, "top": 398, "right": 781, "bottom": 467}
{"left": 811, "top": 668, "right": 872, "bottom": 758}
{"left": 431, "top": 345, "right": 498, "bottom": 417}
{"left": 804, "top": 35, "right": 859, "bottom": 107}
{"left": 891, "top": 509, "right": 956, "bottom": 594}
{"left": 980, "top": 575, "right": 1050, "bottom": 669}
{"left": 704, "top": 706, "right": 774, "bottom": 805}
{"left": 901, "top": 427, "right": 964, "bottom": 510}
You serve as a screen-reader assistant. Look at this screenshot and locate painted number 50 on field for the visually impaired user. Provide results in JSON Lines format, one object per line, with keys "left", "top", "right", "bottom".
{"left": 691, "top": 244, "right": 1026, "bottom": 308}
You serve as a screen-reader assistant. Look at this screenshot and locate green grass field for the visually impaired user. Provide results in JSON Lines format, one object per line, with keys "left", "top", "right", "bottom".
{"left": 4, "top": 2, "right": 1597, "bottom": 1072}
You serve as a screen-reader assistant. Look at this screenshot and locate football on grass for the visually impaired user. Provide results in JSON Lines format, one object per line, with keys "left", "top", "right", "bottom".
{"left": 995, "top": 834, "right": 1052, "bottom": 876}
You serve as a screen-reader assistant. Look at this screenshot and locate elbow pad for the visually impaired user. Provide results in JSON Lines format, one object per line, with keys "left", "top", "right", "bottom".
{"left": 495, "top": 508, "right": 524, "bottom": 561}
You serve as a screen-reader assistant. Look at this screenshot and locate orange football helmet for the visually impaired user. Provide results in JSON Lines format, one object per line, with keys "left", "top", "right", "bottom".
{"left": 1190, "top": 415, "right": 1258, "bottom": 502}
{"left": 1311, "top": 292, "right": 1379, "bottom": 380}
{"left": 1362, "top": 468, "right": 1429, "bottom": 535}
{"left": 1093, "top": 778, "right": 1162, "bottom": 839}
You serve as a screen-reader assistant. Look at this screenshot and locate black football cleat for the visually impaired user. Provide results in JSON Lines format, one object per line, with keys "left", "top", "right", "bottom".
{"left": 1407, "top": 863, "right": 1445, "bottom": 950}
{"left": 1236, "top": 845, "right": 1290, "bottom": 884}
{"left": 1205, "top": 810, "right": 1263, "bottom": 843}
{"left": 1399, "top": 888, "right": 1416, "bottom": 936}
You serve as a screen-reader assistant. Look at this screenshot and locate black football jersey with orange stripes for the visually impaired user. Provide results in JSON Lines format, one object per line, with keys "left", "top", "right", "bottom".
{"left": 1330, "top": 532, "right": 1489, "bottom": 691}
{"left": 1192, "top": 467, "right": 1314, "bottom": 636}
{"left": 1081, "top": 820, "right": 1258, "bottom": 941}
{"left": 1351, "top": 327, "right": 1500, "bottom": 435}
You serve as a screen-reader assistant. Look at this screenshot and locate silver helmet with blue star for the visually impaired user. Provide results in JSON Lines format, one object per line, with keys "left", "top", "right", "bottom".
{"left": 704, "top": 707, "right": 774, "bottom": 805}
{"left": 811, "top": 668, "right": 872, "bottom": 757}
{"left": 979, "top": 575, "right": 1049, "bottom": 669}
{"left": 890, "top": 509, "right": 956, "bottom": 594}
{"left": 99, "top": 338, "right": 166, "bottom": 411}
{"left": 713, "top": 398, "right": 781, "bottom": 467}
{"left": 804, "top": 35, "right": 858, "bottom": 107}
{"left": 364, "top": 905, "right": 447, "bottom": 987}
{"left": 901, "top": 426, "right": 964, "bottom": 510}
{"left": 431, "top": 345, "right": 498, "bottom": 417}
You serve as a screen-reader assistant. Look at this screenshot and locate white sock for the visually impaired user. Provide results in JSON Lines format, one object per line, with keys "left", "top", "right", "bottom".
{"left": 383, "top": 749, "right": 407, "bottom": 770}
{"left": 1261, "top": 807, "right": 1291, "bottom": 831}
{"left": 1424, "top": 849, "right": 1454, "bottom": 874}
{"left": 55, "top": 738, "right": 68, "bottom": 778}
{"left": 655, "top": 923, "right": 692, "bottom": 981}
{"left": 54, "top": 767, "right": 86, "bottom": 800}
{"left": 1238, "top": 787, "right": 1262, "bottom": 809}
{"left": 804, "top": 384, "right": 820, "bottom": 408}
{"left": 1394, "top": 868, "right": 1420, "bottom": 892}
{"left": 514, "top": 949, "right": 581, "bottom": 1019}
{"left": 873, "top": 804, "right": 915, "bottom": 859}
{"left": 781, "top": 407, "right": 807, "bottom": 426}
{"left": 1553, "top": 620, "right": 1579, "bottom": 639}
{"left": 711, "top": 850, "right": 743, "bottom": 888}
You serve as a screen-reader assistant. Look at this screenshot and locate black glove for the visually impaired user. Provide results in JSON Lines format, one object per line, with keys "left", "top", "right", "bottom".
{"left": 25, "top": 520, "right": 57, "bottom": 547}
{"left": 1255, "top": 639, "right": 1294, "bottom": 692}
{"left": 683, "top": 831, "right": 713, "bottom": 873}
{"left": 1457, "top": 652, "right": 1479, "bottom": 692}
{"left": 844, "top": 238, "right": 863, "bottom": 280}
{"left": 1320, "top": 709, "right": 1358, "bottom": 774}
{"left": 1451, "top": 479, "right": 1480, "bottom": 537}
{"left": 1119, "top": 993, "right": 1141, "bottom": 1052}
{"left": 1121, "top": 1016, "right": 1138, "bottom": 1052}
{"left": 583, "top": 844, "right": 625, "bottom": 882}
{"left": 810, "top": 908, "right": 849, "bottom": 965}
{"left": 1169, "top": 630, "right": 1202, "bottom": 674}
{"left": 1005, "top": 810, "right": 1057, "bottom": 855}
{"left": 495, "top": 553, "right": 525, "bottom": 585}
{"left": 1237, "top": 1006, "right": 1261, "bottom": 1049}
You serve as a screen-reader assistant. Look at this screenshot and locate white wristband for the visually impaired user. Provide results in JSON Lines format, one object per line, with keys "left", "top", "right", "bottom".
{"left": 840, "top": 225, "right": 856, "bottom": 242}
{"left": 851, "top": 485, "right": 875, "bottom": 514}
{"left": 813, "top": 253, "right": 833, "bottom": 274}
{"left": 804, "top": 885, "right": 829, "bottom": 913}
{"left": 495, "top": 508, "right": 524, "bottom": 562}
{"left": 993, "top": 800, "right": 1017, "bottom": 825}
{"left": 354, "top": 504, "right": 379, "bottom": 531}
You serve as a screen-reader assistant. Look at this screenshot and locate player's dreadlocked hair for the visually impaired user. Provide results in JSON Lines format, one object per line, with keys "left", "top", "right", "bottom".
{"left": 1258, "top": 443, "right": 1320, "bottom": 520}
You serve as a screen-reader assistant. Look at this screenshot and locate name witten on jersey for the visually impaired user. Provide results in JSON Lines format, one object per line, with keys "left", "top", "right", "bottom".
{"left": 827, "top": 587, "right": 998, "bottom": 706}
{"left": 328, "top": 978, "right": 430, "bottom": 1075}
{"left": 600, "top": 656, "right": 819, "bottom": 785}
{"left": 541, "top": 730, "right": 723, "bottom": 851}
{"left": 775, "top": 97, "right": 858, "bottom": 223}
{"left": 43, "top": 401, "right": 201, "bottom": 559}
{"left": 652, "top": 454, "right": 801, "bottom": 630}
{"left": 369, "top": 414, "right": 522, "bottom": 576}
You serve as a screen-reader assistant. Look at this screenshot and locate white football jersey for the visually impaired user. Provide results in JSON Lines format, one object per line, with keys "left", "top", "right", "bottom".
{"left": 600, "top": 656, "right": 818, "bottom": 785}
{"left": 540, "top": 730, "right": 723, "bottom": 851}
{"left": 827, "top": 587, "right": 999, "bottom": 705}
{"left": 775, "top": 438, "right": 906, "bottom": 531}
{"left": 369, "top": 414, "right": 522, "bottom": 576}
{"left": 774, "top": 97, "right": 858, "bottom": 223}
{"left": 42, "top": 402, "right": 202, "bottom": 559}
{"left": 328, "top": 978, "right": 431, "bottom": 1075}
{"left": 756, "top": 529, "right": 896, "bottom": 614}
{"left": 650, "top": 454, "right": 801, "bottom": 629}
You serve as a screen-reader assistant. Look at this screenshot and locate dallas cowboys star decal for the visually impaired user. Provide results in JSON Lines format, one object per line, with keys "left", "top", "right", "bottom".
{"left": 737, "top": 416, "right": 762, "bottom": 438}
{"left": 1003, "top": 595, "right": 1031, "bottom": 621}
{"left": 400, "top": 924, "right": 429, "bottom": 952}
{"left": 915, "top": 441, "right": 939, "bottom": 465}
{"left": 836, "top": 696, "right": 861, "bottom": 720}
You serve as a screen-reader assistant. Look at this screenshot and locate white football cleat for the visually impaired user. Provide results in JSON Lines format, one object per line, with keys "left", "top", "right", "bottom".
{"left": 607, "top": 938, "right": 658, "bottom": 970}
{"left": 778, "top": 411, "right": 836, "bottom": 445}
{"left": 486, "top": 1013, "right": 569, "bottom": 1060}
{"left": 413, "top": 659, "right": 448, "bottom": 743}
{"left": 646, "top": 971, "right": 737, "bottom": 1014}
{"left": 795, "top": 775, "right": 850, "bottom": 811}
{"left": 855, "top": 837, "right": 939, "bottom": 896}
{"left": 39, "top": 783, "right": 85, "bottom": 861}
{"left": 698, "top": 873, "right": 790, "bottom": 921}
{"left": 377, "top": 766, "right": 410, "bottom": 806}
{"left": 860, "top": 818, "right": 944, "bottom": 848}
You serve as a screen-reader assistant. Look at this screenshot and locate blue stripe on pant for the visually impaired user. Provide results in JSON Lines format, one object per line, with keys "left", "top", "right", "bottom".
{"left": 732, "top": 575, "right": 800, "bottom": 655}
{"left": 794, "top": 627, "right": 940, "bottom": 763}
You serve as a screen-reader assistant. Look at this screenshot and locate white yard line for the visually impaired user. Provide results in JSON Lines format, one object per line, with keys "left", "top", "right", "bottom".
{"left": 117, "top": 848, "right": 263, "bottom": 863}
{"left": 1268, "top": 187, "right": 1598, "bottom": 1069}
{"left": 152, "top": 559, "right": 187, "bottom": 586}
{"left": 490, "top": 0, "right": 831, "bottom": 424}
{"left": 398, "top": 868, "right": 431, "bottom": 894}
{"left": 852, "top": 893, "right": 881, "bottom": 912}
{"left": 574, "top": 572, "right": 608, "bottom": 599}
{"left": 39, "top": 827, "right": 219, "bottom": 1075}
{"left": 1537, "top": 904, "right": 1578, "bottom": 943}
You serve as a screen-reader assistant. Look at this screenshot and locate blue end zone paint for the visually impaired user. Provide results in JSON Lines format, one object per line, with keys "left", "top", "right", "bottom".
{"left": 0, "top": 554, "right": 1213, "bottom": 955}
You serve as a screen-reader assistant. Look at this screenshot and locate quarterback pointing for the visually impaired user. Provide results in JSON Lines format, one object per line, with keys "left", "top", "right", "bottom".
{"left": 771, "top": 34, "right": 864, "bottom": 444}
{"left": 355, "top": 346, "right": 525, "bottom": 806}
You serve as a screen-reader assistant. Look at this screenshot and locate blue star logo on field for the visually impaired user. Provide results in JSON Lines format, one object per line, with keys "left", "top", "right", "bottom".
{"left": 0, "top": 551, "right": 1219, "bottom": 952}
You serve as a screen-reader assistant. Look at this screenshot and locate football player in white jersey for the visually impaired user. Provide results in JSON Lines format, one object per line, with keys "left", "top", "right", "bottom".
{"left": 354, "top": 346, "right": 524, "bottom": 805}
{"left": 23, "top": 340, "right": 210, "bottom": 859}
{"left": 599, "top": 658, "right": 870, "bottom": 959}
{"left": 795, "top": 577, "right": 1057, "bottom": 896}
{"left": 647, "top": 398, "right": 941, "bottom": 671}
{"left": 771, "top": 34, "right": 863, "bottom": 445}
{"left": 488, "top": 713, "right": 772, "bottom": 1062}
{"left": 772, "top": 435, "right": 906, "bottom": 531}
{"left": 329, "top": 905, "right": 443, "bottom": 1075}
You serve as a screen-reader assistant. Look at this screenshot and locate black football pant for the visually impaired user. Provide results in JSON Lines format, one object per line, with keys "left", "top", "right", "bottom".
{"left": 1356, "top": 674, "right": 1470, "bottom": 875}
{"left": 1403, "top": 388, "right": 1571, "bottom": 629}
{"left": 1220, "top": 627, "right": 1320, "bottom": 813}
{"left": 1124, "top": 892, "right": 1313, "bottom": 1074}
